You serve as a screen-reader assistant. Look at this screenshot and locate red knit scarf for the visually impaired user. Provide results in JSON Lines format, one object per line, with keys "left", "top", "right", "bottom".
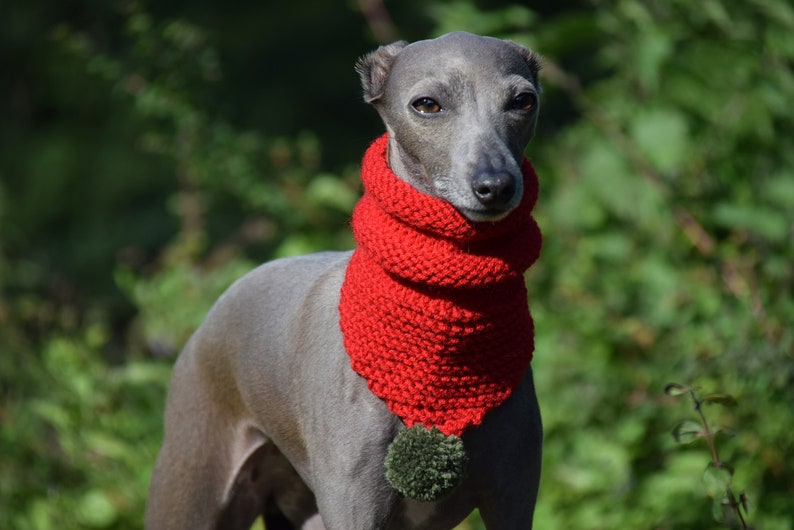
{"left": 339, "top": 134, "right": 542, "bottom": 437}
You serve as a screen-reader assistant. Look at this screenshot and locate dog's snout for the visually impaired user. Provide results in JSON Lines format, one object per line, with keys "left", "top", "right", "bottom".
{"left": 471, "top": 171, "right": 516, "bottom": 209}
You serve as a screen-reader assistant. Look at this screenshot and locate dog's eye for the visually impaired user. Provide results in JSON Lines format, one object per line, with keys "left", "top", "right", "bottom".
{"left": 412, "top": 97, "right": 442, "bottom": 114}
{"left": 512, "top": 92, "right": 537, "bottom": 111}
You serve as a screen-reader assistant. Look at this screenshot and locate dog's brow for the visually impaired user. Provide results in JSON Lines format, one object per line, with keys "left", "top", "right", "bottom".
{"left": 508, "top": 74, "right": 539, "bottom": 92}
{"left": 407, "top": 71, "right": 467, "bottom": 101}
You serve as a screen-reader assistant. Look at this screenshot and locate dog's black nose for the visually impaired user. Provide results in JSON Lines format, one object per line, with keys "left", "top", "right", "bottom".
{"left": 471, "top": 171, "right": 516, "bottom": 209}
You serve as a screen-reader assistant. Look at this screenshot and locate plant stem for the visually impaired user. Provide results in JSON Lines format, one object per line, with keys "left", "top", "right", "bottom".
{"left": 689, "top": 390, "right": 720, "bottom": 466}
{"left": 688, "top": 390, "right": 749, "bottom": 529}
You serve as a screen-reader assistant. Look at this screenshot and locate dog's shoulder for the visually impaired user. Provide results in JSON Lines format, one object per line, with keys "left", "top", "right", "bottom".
{"left": 229, "top": 251, "right": 351, "bottom": 296}
{"left": 204, "top": 251, "right": 351, "bottom": 323}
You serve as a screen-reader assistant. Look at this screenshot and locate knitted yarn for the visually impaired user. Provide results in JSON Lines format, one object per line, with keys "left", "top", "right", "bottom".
{"left": 339, "top": 134, "right": 542, "bottom": 437}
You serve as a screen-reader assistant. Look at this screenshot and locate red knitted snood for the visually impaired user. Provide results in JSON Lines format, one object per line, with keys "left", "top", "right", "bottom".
{"left": 339, "top": 134, "right": 542, "bottom": 437}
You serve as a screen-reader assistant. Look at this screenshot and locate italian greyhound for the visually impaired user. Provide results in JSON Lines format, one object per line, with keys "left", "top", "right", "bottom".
{"left": 146, "top": 31, "right": 543, "bottom": 530}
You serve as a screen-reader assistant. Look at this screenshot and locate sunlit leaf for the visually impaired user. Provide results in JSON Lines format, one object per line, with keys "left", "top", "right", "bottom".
{"left": 703, "top": 393, "right": 738, "bottom": 408}
{"left": 703, "top": 462, "right": 734, "bottom": 498}
{"left": 630, "top": 108, "right": 690, "bottom": 172}
{"left": 85, "top": 431, "right": 132, "bottom": 460}
{"left": 762, "top": 171, "right": 794, "bottom": 208}
{"left": 712, "top": 426, "right": 737, "bottom": 439}
{"left": 119, "top": 361, "right": 172, "bottom": 385}
{"left": 306, "top": 174, "right": 358, "bottom": 212}
{"left": 30, "top": 400, "right": 72, "bottom": 430}
{"left": 664, "top": 383, "right": 693, "bottom": 396}
{"left": 77, "top": 489, "right": 118, "bottom": 528}
{"left": 672, "top": 420, "right": 704, "bottom": 444}
{"left": 634, "top": 28, "right": 673, "bottom": 90}
{"left": 712, "top": 202, "right": 789, "bottom": 242}
{"left": 712, "top": 496, "right": 729, "bottom": 523}
{"left": 27, "top": 499, "right": 53, "bottom": 530}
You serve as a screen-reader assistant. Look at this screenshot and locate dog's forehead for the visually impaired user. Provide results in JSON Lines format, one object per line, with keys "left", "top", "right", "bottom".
{"left": 391, "top": 32, "right": 532, "bottom": 82}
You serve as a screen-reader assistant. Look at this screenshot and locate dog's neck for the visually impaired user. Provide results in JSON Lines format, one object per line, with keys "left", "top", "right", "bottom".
{"left": 339, "top": 134, "right": 542, "bottom": 437}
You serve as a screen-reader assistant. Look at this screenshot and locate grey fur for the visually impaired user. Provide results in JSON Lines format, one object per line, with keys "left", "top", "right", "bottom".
{"left": 146, "top": 31, "right": 543, "bottom": 530}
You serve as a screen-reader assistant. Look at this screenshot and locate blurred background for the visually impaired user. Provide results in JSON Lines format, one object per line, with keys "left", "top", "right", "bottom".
{"left": 1, "top": 0, "right": 792, "bottom": 528}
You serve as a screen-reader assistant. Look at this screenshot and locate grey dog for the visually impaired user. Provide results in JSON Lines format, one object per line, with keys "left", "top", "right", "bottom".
{"left": 146, "top": 31, "right": 543, "bottom": 530}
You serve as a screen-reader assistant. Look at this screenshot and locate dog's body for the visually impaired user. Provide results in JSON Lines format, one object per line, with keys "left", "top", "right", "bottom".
{"left": 146, "top": 32, "right": 543, "bottom": 530}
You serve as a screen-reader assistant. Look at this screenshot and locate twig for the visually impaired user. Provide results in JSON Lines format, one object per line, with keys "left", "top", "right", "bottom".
{"left": 686, "top": 389, "right": 749, "bottom": 530}
{"left": 356, "top": 0, "right": 400, "bottom": 44}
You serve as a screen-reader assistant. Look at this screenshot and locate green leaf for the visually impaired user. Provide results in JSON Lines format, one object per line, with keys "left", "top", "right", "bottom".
{"left": 751, "top": 0, "right": 794, "bottom": 28}
{"left": 306, "top": 174, "right": 358, "bottom": 212}
{"left": 30, "top": 400, "right": 71, "bottom": 430}
{"left": 702, "top": 393, "right": 738, "bottom": 407}
{"left": 712, "top": 496, "right": 729, "bottom": 523}
{"left": 27, "top": 499, "right": 53, "bottom": 530}
{"left": 630, "top": 108, "right": 690, "bottom": 172}
{"left": 672, "top": 420, "right": 704, "bottom": 444}
{"left": 762, "top": 171, "right": 794, "bottom": 209}
{"left": 77, "top": 489, "right": 118, "bottom": 528}
{"left": 664, "top": 383, "right": 693, "bottom": 396}
{"left": 635, "top": 28, "right": 674, "bottom": 90}
{"left": 85, "top": 431, "right": 131, "bottom": 460}
{"left": 702, "top": 0, "right": 733, "bottom": 31}
{"left": 712, "top": 426, "right": 737, "bottom": 439}
{"left": 119, "top": 361, "right": 172, "bottom": 385}
{"left": 703, "top": 462, "right": 734, "bottom": 498}
{"left": 712, "top": 202, "right": 789, "bottom": 242}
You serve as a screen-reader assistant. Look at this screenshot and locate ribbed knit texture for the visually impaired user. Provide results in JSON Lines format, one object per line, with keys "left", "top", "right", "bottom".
{"left": 339, "top": 134, "right": 542, "bottom": 437}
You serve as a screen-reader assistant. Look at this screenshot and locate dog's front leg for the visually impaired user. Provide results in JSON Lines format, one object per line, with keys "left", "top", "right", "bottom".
{"left": 146, "top": 339, "right": 266, "bottom": 530}
{"left": 297, "top": 363, "right": 405, "bottom": 529}
{"left": 312, "top": 476, "right": 400, "bottom": 530}
{"left": 468, "top": 369, "right": 543, "bottom": 530}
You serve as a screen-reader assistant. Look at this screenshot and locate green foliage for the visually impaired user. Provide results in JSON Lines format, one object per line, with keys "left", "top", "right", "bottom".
{"left": 524, "top": 1, "right": 794, "bottom": 528}
{"left": 666, "top": 384, "right": 752, "bottom": 528}
{"left": 2, "top": 0, "right": 793, "bottom": 529}
{"left": 52, "top": 3, "right": 359, "bottom": 353}
{"left": 385, "top": 426, "right": 468, "bottom": 502}
{"left": 0, "top": 324, "right": 171, "bottom": 529}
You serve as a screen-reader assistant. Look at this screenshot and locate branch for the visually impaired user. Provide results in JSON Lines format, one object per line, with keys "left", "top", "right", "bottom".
{"left": 356, "top": 0, "right": 400, "bottom": 44}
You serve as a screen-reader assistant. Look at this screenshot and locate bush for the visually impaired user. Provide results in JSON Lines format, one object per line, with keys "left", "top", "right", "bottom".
{"left": 1, "top": 1, "right": 792, "bottom": 529}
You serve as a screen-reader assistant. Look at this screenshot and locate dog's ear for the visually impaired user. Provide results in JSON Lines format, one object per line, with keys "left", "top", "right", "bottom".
{"left": 356, "top": 40, "right": 409, "bottom": 104}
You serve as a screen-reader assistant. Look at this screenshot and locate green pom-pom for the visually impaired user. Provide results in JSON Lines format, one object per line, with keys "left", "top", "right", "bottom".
{"left": 385, "top": 425, "right": 468, "bottom": 502}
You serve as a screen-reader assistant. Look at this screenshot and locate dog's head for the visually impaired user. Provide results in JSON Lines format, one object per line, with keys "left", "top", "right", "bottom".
{"left": 356, "top": 32, "right": 542, "bottom": 222}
